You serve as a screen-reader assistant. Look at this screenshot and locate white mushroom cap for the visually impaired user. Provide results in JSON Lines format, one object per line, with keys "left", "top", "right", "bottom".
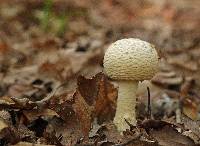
{"left": 103, "top": 38, "right": 159, "bottom": 81}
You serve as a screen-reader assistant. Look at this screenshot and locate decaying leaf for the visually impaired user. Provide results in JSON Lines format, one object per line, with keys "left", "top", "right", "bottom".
{"left": 43, "top": 131, "right": 63, "bottom": 146}
{"left": 152, "top": 71, "right": 183, "bottom": 87}
{"left": 180, "top": 77, "right": 195, "bottom": 97}
{"left": 17, "top": 124, "right": 36, "bottom": 143}
{"left": 77, "top": 73, "right": 117, "bottom": 123}
{"left": 72, "top": 73, "right": 117, "bottom": 138}
{"left": 23, "top": 109, "right": 59, "bottom": 122}
{"left": 149, "top": 125, "right": 195, "bottom": 146}
{"left": 0, "top": 96, "right": 37, "bottom": 110}
{"left": 12, "top": 142, "right": 55, "bottom": 146}
{"left": 140, "top": 119, "right": 197, "bottom": 146}
{"left": 72, "top": 90, "right": 93, "bottom": 139}
{"left": 167, "top": 55, "right": 198, "bottom": 71}
{"left": 182, "top": 97, "right": 198, "bottom": 120}
{"left": 0, "top": 119, "right": 8, "bottom": 131}
{"left": 45, "top": 73, "right": 117, "bottom": 143}
{"left": 181, "top": 115, "right": 200, "bottom": 144}
{"left": 0, "top": 110, "right": 11, "bottom": 123}
{"left": 0, "top": 118, "right": 20, "bottom": 144}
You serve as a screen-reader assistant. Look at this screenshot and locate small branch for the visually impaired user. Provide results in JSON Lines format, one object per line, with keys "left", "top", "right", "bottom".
{"left": 36, "top": 82, "right": 67, "bottom": 108}
{"left": 124, "top": 118, "right": 135, "bottom": 131}
{"left": 176, "top": 100, "right": 182, "bottom": 123}
{"left": 147, "top": 87, "right": 151, "bottom": 119}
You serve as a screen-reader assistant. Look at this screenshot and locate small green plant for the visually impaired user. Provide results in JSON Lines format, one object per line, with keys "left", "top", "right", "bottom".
{"left": 41, "top": 0, "right": 53, "bottom": 31}
{"left": 38, "top": 0, "right": 68, "bottom": 36}
{"left": 56, "top": 14, "right": 68, "bottom": 37}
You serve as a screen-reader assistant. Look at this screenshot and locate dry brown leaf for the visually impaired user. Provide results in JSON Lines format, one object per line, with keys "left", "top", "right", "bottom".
{"left": 152, "top": 71, "right": 183, "bottom": 87}
{"left": 8, "top": 83, "right": 34, "bottom": 98}
{"left": 0, "top": 96, "right": 18, "bottom": 109}
{"left": 182, "top": 98, "right": 198, "bottom": 120}
{"left": 139, "top": 119, "right": 196, "bottom": 146}
{"left": 32, "top": 37, "right": 61, "bottom": 51}
{"left": 0, "top": 118, "right": 20, "bottom": 144}
{"left": 47, "top": 92, "right": 76, "bottom": 122}
{"left": 72, "top": 90, "right": 92, "bottom": 139}
{"left": 94, "top": 73, "right": 117, "bottom": 123}
{"left": 46, "top": 73, "right": 116, "bottom": 143}
{"left": 45, "top": 117, "right": 81, "bottom": 146}
{"left": 0, "top": 118, "right": 8, "bottom": 131}
{"left": 39, "top": 59, "right": 73, "bottom": 81}
{"left": 90, "top": 0, "right": 142, "bottom": 27}
{"left": 0, "top": 41, "right": 10, "bottom": 55}
{"left": 77, "top": 73, "right": 117, "bottom": 123}
{"left": 149, "top": 125, "right": 195, "bottom": 146}
{"left": 43, "top": 131, "right": 63, "bottom": 146}
{"left": 23, "top": 109, "right": 59, "bottom": 122}
{"left": 182, "top": 130, "right": 200, "bottom": 145}
{"left": 0, "top": 110, "right": 11, "bottom": 124}
{"left": 95, "top": 123, "right": 158, "bottom": 145}
{"left": 17, "top": 124, "right": 36, "bottom": 142}
{"left": 182, "top": 115, "right": 200, "bottom": 140}
{"left": 0, "top": 96, "right": 51, "bottom": 111}
{"left": 167, "top": 56, "right": 198, "bottom": 71}
{"left": 46, "top": 92, "right": 83, "bottom": 145}
{"left": 12, "top": 142, "right": 55, "bottom": 146}
{"left": 180, "top": 77, "right": 195, "bottom": 97}
{"left": 95, "top": 123, "right": 124, "bottom": 144}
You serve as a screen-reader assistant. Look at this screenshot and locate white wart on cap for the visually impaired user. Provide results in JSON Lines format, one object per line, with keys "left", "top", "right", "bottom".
{"left": 103, "top": 38, "right": 158, "bottom": 81}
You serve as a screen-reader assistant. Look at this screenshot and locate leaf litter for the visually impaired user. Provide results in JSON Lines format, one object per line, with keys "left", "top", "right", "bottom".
{"left": 0, "top": 0, "right": 200, "bottom": 145}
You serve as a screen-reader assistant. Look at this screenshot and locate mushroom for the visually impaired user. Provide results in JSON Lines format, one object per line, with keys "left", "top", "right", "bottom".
{"left": 103, "top": 38, "right": 159, "bottom": 132}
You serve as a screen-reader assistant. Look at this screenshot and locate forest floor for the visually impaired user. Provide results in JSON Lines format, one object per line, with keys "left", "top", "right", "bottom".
{"left": 0, "top": 0, "right": 200, "bottom": 146}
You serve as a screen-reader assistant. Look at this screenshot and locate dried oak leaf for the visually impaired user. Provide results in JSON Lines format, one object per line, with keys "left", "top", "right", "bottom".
{"left": 39, "top": 59, "right": 73, "bottom": 81}
{"left": 47, "top": 92, "right": 76, "bottom": 123}
{"left": 0, "top": 110, "right": 21, "bottom": 144}
{"left": 152, "top": 71, "right": 183, "bottom": 87}
{"left": 12, "top": 142, "right": 55, "bottom": 146}
{"left": 0, "top": 95, "right": 55, "bottom": 111}
{"left": 0, "top": 96, "right": 37, "bottom": 110}
{"left": 160, "top": 91, "right": 199, "bottom": 122}
{"left": 47, "top": 73, "right": 117, "bottom": 142}
{"left": 94, "top": 123, "right": 157, "bottom": 146}
{"left": 0, "top": 110, "right": 11, "bottom": 124}
{"left": 63, "top": 72, "right": 117, "bottom": 139}
{"left": 45, "top": 73, "right": 117, "bottom": 143}
{"left": 96, "top": 123, "right": 124, "bottom": 144}
{"left": 0, "top": 118, "right": 20, "bottom": 144}
{"left": 180, "top": 77, "right": 195, "bottom": 97}
{"left": 0, "top": 41, "right": 10, "bottom": 55}
{"left": 17, "top": 124, "right": 36, "bottom": 142}
{"left": 72, "top": 90, "right": 93, "bottom": 139}
{"left": 23, "top": 109, "right": 59, "bottom": 122}
{"left": 181, "top": 114, "right": 200, "bottom": 144}
{"left": 167, "top": 55, "right": 198, "bottom": 71}
{"left": 77, "top": 72, "right": 117, "bottom": 123}
{"left": 43, "top": 131, "right": 63, "bottom": 146}
{"left": 45, "top": 116, "right": 81, "bottom": 146}
{"left": 182, "top": 97, "right": 198, "bottom": 120}
{"left": 139, "top": 119, "right": 196, "bottom": 146}
{"left": 149, "top": 125, "right": 195, "bottom": 146}
{"left": 47, "top": 93, "right": 83, "bottom": 145}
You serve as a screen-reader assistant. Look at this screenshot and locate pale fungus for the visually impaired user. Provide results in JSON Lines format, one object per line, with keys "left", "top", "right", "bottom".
{"left": 103, "top": 38, "right": 159, "bottom": 132}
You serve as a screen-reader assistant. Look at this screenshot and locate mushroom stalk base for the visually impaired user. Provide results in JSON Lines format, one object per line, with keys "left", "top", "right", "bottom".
{"left": 114, "top": 80, "right": 138, "bottom": 132}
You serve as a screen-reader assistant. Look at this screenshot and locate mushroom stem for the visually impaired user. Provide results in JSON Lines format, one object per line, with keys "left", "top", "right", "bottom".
{"left": 114, "top": 80, "right": 138, "bottom": 132}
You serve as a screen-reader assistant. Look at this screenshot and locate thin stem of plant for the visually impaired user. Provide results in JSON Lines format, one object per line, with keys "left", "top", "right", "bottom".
{"left": 147, "top": 87, "right": 152, "bottom": 119}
